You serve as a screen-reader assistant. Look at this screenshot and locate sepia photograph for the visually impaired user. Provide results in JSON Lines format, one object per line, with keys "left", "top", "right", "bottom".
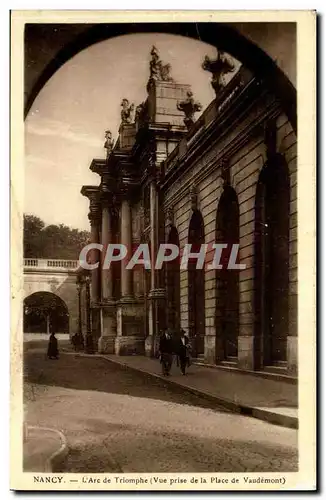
{"left": 10, "top": 10, "right": 316, "bottom": 491}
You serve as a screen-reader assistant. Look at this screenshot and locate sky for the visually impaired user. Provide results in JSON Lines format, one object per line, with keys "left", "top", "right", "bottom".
{"left": 25, "top": 33, "right": 240, "bottom": 231}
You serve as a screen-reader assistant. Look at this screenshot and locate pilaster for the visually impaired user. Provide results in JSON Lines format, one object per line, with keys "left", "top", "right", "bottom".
{"left": 81, "top": 185, "right": 102, "bottom": 343}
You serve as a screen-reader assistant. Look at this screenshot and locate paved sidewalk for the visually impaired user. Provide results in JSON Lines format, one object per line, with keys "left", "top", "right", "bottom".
{"left": 98, "top": 354, "right": 298, "bottom": 429}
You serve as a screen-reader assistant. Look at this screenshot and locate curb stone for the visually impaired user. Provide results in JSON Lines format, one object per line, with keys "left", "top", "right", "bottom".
{"left": 193, "top": 361, "right": 297, "bottom": 385}
{"left": 66, "top": 351, "right": 298, "bottom": 430}
{"left": 27, "top": 425, "right": 69, "bottom": 472}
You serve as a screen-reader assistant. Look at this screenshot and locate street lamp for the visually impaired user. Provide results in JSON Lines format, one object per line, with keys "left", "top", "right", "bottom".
{"left": 84, "top": 273, "right": 94, "bottom": 354}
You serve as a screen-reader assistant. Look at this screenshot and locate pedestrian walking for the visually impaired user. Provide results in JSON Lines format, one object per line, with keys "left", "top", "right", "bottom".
{"left": 176, "top": 329, "right": 191, "bottom": 375}
{"left": 47, "top": 331, "right": 59, "bottom": 360}
{"left": 159, "top": 330, "right": 174, "bottom": 376}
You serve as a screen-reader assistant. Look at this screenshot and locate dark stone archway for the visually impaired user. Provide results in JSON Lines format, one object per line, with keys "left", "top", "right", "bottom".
{"left": 24, "top": 22, "right": 296, "bottom": 130}
{"left": 254, "top": 155, "right": 290, "bottom": 368}
{"left": 24, "top": 292, "right": 69, "bottom": 334}
{"left": 188, "top": 209, "right": 205, "bottom": 356}
{"left": 215, "top": 186, "right": 240, "bottom": 362}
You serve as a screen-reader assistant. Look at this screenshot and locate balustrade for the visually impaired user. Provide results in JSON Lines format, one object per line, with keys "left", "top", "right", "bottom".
{"left": 24, "top": 258, "right": 79, "bottom": 270}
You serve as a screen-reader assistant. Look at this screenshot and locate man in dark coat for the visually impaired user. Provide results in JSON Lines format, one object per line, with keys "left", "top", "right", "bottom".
{"left": 159, "top": 330, "right": 174, "bottom": 376}
{"left": 176, "top": 329, "right": 191, "bottom": 375}
{"left": 47, "top": 332, "right": 59, "bottom": 360}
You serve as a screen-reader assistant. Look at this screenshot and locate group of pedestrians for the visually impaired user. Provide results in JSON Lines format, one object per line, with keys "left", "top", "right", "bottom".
{"left": 159, "top": 328, "right": 192, "bottom": 376}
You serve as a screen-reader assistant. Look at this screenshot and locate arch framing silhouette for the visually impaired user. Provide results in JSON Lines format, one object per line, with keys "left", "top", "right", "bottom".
{"left": 24, "top": 22, "right": 296, "bottom": 131}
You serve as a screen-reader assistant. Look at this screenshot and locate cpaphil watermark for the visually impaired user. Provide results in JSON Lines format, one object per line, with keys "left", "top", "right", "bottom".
{"left": 79, "top": 243, "right": 246, "bottom": 270}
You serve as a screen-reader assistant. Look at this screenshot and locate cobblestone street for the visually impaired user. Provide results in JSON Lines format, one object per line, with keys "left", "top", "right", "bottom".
{"left": 24, "top": 349, "right": 298, "bottom": 473}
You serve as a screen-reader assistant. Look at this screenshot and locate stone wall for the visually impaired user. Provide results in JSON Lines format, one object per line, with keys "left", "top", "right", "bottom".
{"left": 163, "top": 104, "right": 297, "bottom": 374}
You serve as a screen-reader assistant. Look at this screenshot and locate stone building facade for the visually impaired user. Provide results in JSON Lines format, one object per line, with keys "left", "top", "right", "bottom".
{"left": 79, "top": 47, "right": 297, "bottom": 377}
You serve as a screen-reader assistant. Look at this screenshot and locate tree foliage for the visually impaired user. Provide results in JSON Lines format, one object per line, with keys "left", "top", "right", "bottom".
{"left": 24, "top": 292, "right": 67, "bottom": 319}
{"left": 24, "top": 214, "right": 90, "bottom": 259}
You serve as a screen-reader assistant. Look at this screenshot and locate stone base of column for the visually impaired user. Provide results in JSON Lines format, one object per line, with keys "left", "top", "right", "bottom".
{"left": 91, "top": 307, "right": 101, "bottom": 344}
{"left": 287, "top": 336, "right": 298, "bottom": 376}
{"left": 117, "top": 297, "right": 144, "bottom": 336}
{"left": 145, "top": 335, "right": 155, "bottom": 357}
{"left": 237, "top": 336, "right": 254, "bottom": 370}
{"left": 115, "top": 336, "right": 145, "bottom": 356}
{"left": 115, "top": 297, "right": 145, "bottom": 355}
{"left": 204, "top": 335, "right": 216, "bottom": 364}
{"left": 98, "top": 302, "right": 116, "bottom": 354}
{"left": 98, "top": 336, "right": 116, "bottom": 354}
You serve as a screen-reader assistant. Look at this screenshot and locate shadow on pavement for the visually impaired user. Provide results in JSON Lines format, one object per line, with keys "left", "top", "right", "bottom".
{"left": 24, "top": 350, "right": 229, "bottom": 412}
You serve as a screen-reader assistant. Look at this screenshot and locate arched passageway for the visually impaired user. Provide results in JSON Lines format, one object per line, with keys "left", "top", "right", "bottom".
{"left": 166, "top": 226, "right": 180, "bottom": 333}
{"left": 215, "top": 186, "right": 240, "bottom": 361}
{"left": 24, "top": 292, "right": 69, "bottom": 334}
{"left": 254, "top": 156, "right": 290, "bottom": 367}
{"left": 188, "top": 210, "right": 205, "bottom": 356}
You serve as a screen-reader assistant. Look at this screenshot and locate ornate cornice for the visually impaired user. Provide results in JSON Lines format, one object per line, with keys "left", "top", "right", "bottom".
{"left": 116, "top": 159, "right": 140, "bottom": 200}
{"left": 90, "top": 158, "right": 107, "bottom": 175}
{"left": 81, "top": 185, "right": 102, "bottom": 225}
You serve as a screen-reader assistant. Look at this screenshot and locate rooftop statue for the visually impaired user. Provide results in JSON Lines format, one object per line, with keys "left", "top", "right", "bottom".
{"left": 149, "top": 46, "right": 174, "bottom": 82}
{"left": 104, "top": 130, "right": 114, "bottom": 158}
{"left": 177, "top": 91, "right": 202, "bottom": 129}
{"left": 135, "top": 101, "right": 149, "bottom": 129}
{"left": 202, "top": 51, "right": 235, "bottom": 96}
{"left": 121, "top": 98, "right": 135, "bottom": 124}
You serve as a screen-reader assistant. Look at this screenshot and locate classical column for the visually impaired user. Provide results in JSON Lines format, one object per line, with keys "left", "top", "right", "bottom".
{"left": 98, "top": 199, "right": 117, "bottom": 354}
{"left": 101, "top": 203, "right": 113, "bottom": 301}
{"left": 115, "top": 188, "right": 144, "bottom": 356}
{"left": 89, "top": 212, "right": 101, "bottom": 304}
{"left": 81, "top": 186, "right": 102, "bottom": 346}
{"left": 150, "top": 181, "right": 157, "bottom": 291}
{"left": 75, "top": 279, "right": 84, "bottom": 350}
{"left": 146, "top": 179, "right": 166, "bottom": 357}
{"left": 120, "top": 198, "right": 133, "bottom": 298}
{"left": 85, "top": 274, "right": 94, "bottom": 353}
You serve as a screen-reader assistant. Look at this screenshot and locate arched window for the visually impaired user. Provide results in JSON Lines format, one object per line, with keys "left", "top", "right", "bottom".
{"left": 254, "top": 155, "right": 290, "bottom": 366}
{"left": 215, "top": 186, "right": 240, "bottom": 361}
{"left": 188, "top": 210, "right": 205, "bottom": 356}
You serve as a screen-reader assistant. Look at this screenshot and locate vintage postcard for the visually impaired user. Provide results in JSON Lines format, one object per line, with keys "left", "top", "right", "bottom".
{"left": 10, "top": 10, "right": 316, "bottom": 491}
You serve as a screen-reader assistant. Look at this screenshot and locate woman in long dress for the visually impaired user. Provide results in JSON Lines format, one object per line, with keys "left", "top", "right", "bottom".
{"left": 47, "top": 332, "right": 59, "bottom": 360}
